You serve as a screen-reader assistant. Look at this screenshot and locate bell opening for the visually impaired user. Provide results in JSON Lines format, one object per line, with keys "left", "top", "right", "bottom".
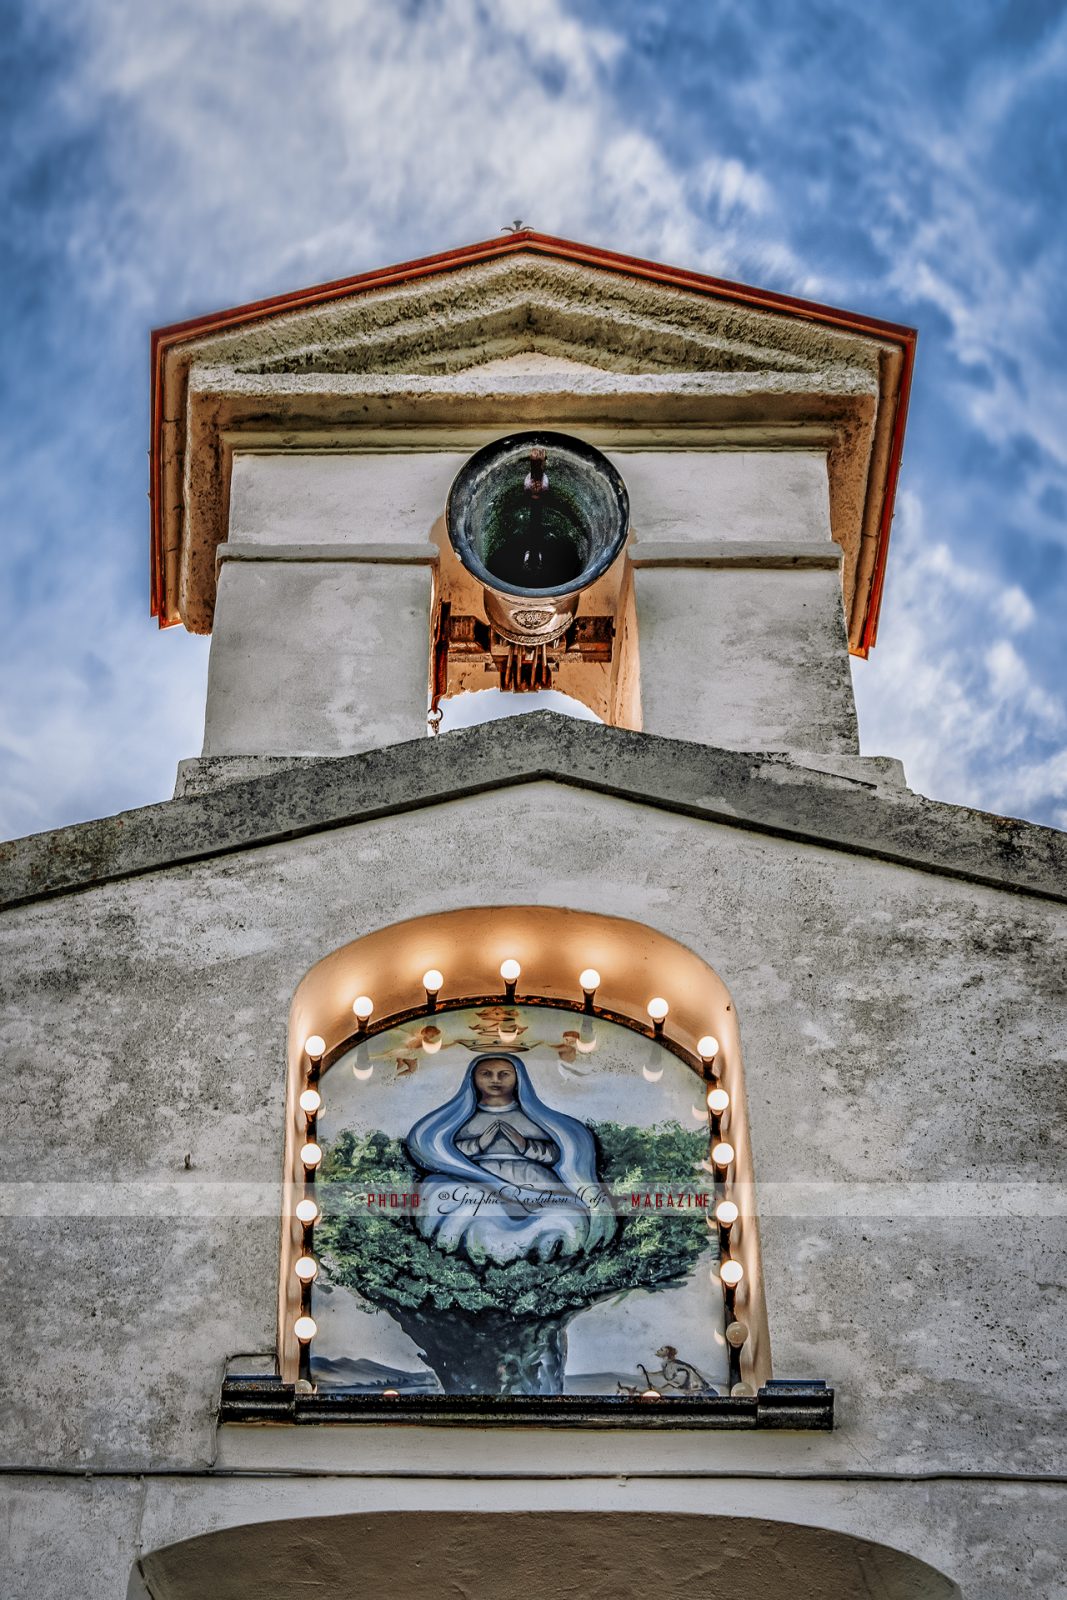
{"left": 447, "top": 430, "right": 629, "bottom": 601}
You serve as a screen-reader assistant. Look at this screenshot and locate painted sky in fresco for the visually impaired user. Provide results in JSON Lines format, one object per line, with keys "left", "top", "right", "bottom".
{"left": 2, "top": 1, "right": 1065, "bottom": 838}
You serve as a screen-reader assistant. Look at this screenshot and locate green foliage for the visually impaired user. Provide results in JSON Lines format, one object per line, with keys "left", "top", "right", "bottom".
{"left": 316, "top": 1120, "right": 715, "bottom": 1320}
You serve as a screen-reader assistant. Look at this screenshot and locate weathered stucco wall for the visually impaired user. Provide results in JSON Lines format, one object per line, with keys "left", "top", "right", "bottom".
{"left": 205, "top": 443, "right": 854, "bottom": 758}
{"left": 2, "top": 725, "right": 1065, "bottom": 1598}
{"left": 227, "top": 446, "right": 832, "bottom": 550}
{"left": 632, "top": 561, "right": 856, "bottom": 751}
{"left": 203, "top": 556, "right": 436, "bottom": 757}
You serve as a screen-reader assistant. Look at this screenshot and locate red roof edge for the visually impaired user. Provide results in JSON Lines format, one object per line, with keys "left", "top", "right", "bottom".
{"left": 855, "top": 329, "right": 916, "bottom": 658}
{"left": 149, "top": 230, "right": 917, "bottom": 642}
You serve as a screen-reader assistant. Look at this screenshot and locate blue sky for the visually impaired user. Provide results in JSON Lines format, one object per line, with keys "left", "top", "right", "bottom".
{"left": 2, "top": 0, "right": 1065, "bottom": 838}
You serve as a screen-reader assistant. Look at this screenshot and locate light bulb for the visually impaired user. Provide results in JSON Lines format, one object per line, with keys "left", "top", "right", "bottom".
{"left": 697, "top": 1035, "right": 719, "bottom": 1062}
{"left": 293, "top": 1315, "right": 317, "bottom": 1343}
{"left": 420, "top": 1026, "right": 442, "bottom": 1054}
{"left": 295, "top": 1198, "right": 319, "bottom": 1225}
{"left": 299, "top": 1088, "right": 322, "bottom": 1116}
{"left": 499, "top": 959, "right": 521, "bottom": 983}
{"left": 731, "top": 1381, "right": 755, "bottom": 1398}
{"left": 498, "top": 1022, "right": 519, "bottom": 1043}
{"left": 423, "top": 969, "right": 444, "bottom": 995}
{"left": 725, "top": 1320, "right": 749, "bottom": 1349}
{"left": 352, "top": 996, "right": 374, "bottom": 1021}
{"left": 711, "top": 1140, "right": 735, "bottom": 1169}
{"left": 646, "top": 997, "right": 669, "bottom": 1022}
{"left": 300, "top": 1141, "right": 323, "bottom": 1169}
{"left": 707, "top": 1088, "right": 730, "bottom": 1115}
{"left": 714, "top": 1199, "right": 739, "bottom": 1228}
{"left": 294, "top": 1255, "right": 318, "bottom": 1283}
{"left": 304, "top": 1034, "right": 326, "bottom": 1060}
{"left": 579, "top": 968, "right": 601, "bottom": 995}
{"left": 720, "top": 1259, "right": 744, "bottom": 1287}
{"left": 639, "top": 1388, "right": 662, "bottom": 1401}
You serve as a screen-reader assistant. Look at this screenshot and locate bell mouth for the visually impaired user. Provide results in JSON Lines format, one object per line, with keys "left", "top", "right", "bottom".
{"left": 446, "top": 431, "right": 630, "bottom": 602}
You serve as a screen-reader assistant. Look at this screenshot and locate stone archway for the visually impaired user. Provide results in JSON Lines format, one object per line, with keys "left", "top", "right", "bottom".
{"left": 135, "top": 1511, "right": 961, "bottom": 1600}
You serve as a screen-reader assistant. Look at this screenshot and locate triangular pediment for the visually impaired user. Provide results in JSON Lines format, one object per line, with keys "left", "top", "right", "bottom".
{"left": 194, "top": 253, "right": 840, "bottom": 381}
{"left": 458, "top": 350, "right": 607, "bottom": 378}
{"left": 151, "top": 233, "right": 915, "bottom": 649}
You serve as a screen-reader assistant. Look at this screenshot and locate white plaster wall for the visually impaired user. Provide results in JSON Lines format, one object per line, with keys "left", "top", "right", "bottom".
{"left": 227, "top": 448, "right": 832, "bottom": 548}
{"left": 229, "top": 451, "right": 467, "bottom": 545}
{"left": 6, "top": 783, "right": 1061, "bottom": 1594}
{"left": 202, "top": 559, "right": 434, "bottom": 756}
{"left": 620, "top": 448, "right": 831, "bottom": 543}
{"left": 634, "top": 565, "right": 859, "bottom": 750}
{"left": 210, "top": 448, "right": 845, "bottom": 758}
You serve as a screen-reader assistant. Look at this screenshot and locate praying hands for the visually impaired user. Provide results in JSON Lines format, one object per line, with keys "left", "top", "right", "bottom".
{"left": 477, "top": 1119, "right": 528, "bottom": 1154}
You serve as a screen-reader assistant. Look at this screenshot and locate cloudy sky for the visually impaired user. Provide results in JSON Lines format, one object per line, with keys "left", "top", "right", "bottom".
{"left": 2, "top": 0, "right": 1065, "bottom": 839}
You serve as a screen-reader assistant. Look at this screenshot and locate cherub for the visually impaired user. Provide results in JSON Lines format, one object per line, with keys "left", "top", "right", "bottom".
{"left": 455, "top": 1006, "right": 530, "bottom": 1052}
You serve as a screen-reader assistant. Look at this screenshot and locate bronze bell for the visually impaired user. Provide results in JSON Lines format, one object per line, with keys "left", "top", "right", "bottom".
{"left": 446, "top": 431, "right": 630, "bottom": 648}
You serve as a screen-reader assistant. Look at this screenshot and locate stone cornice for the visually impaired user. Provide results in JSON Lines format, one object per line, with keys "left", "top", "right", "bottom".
{"left": 1, "top": 716, "right": 1062, "bottom": 912}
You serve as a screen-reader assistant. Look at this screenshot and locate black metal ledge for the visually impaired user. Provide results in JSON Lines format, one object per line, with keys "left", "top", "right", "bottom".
{"left": 220, "top": 1375, "right": 833, "bottom": 1430}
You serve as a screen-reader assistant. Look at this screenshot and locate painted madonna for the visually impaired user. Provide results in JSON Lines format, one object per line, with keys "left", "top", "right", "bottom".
{"left": 407, "top": 1053, "right": 617, "bottom": 1264}
{"left": 314, "top": 1004, "right": 726, "bottom": 1398}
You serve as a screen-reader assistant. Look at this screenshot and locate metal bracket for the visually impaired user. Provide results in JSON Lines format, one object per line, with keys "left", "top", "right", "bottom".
{"left": 432, "top": 603, "right": 615, "bottom": 710}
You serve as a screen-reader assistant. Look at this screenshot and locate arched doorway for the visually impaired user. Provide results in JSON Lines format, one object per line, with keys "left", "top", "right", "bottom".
{"left": 135, "top": 1511, "right": 962, "bottom": 1600}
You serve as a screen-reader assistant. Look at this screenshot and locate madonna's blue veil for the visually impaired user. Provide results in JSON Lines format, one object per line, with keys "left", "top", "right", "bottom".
{"left": 406, "top": 1053, "right": 616, "bottom": 1260}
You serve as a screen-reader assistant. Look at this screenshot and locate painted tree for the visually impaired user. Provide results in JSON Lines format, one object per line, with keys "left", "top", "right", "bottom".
{"left": 316, "top": 1122, "right": 716, "bottom": 1395}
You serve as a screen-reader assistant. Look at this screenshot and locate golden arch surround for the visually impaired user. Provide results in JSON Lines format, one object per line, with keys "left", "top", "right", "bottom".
{"left": 281, "top": 905, "right": 771, "bottom": 1398}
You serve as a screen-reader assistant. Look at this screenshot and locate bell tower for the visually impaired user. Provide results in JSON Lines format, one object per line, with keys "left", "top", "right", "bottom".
{"left": 150, "top": 234, "right": 914, "bottom": 789}
{"left": 10, "top": 232, "right": 1066, "bottom": 1600}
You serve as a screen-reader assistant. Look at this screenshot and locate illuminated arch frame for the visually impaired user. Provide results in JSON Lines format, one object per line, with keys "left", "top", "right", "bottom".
{"left": 277, "top": 906, "right": 781, "bottom": 1419}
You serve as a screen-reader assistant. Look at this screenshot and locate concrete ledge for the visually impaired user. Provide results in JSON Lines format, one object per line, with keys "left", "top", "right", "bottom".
{"left": 629, "top": 540, "right": 842, "bottom": 569}
{"left": 1, "top": 715, "right": 1064, "bottom": 911}
{"left": 174, "top": 750, "right": 907, "bottom": 801}
{"left": 216, "top": 542, "right": 439, "bottom": 566}
{"left": 173, "top": 755, "right": 312, "bottom": 798}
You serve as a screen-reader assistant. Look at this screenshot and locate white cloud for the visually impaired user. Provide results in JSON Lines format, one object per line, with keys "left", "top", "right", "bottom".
{"left": 997, "top": 586, "right": 1036, "bottom": 633}
{"left": 854, "top": 489, "right": 1066, "bottom": 821}
{"left": 695, "top": 155, "right": 771, "bottom": 217}
{"left": 0, "top": 594, "right": 210, "bottom": 841}
{"left": 986, "top": 639, "right": 1027, "bottom": 701}
{"left": 42, "top": 0, "right": 811, "bottom": 314}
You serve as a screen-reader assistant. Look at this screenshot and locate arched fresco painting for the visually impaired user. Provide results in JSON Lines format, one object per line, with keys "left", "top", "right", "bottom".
{"left": 311, "top": 1003, "right": 727, "bottom": 1398}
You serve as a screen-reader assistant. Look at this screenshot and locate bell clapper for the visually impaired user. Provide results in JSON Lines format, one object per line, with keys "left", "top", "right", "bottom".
{"left": 523, "top": 447, "right": 548, "bottom": 497}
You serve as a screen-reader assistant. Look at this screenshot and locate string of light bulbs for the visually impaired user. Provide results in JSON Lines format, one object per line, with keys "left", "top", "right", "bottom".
{"left": 290, "top": 961, "right": 749, "bottom": 1396}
